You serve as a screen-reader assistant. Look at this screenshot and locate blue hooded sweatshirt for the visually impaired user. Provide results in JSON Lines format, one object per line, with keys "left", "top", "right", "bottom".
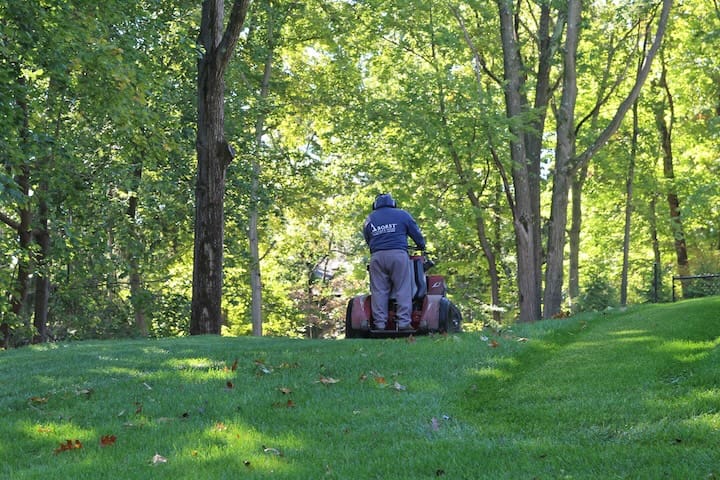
{"left": 363, "top": 196, "right": 425, "bottom": 253}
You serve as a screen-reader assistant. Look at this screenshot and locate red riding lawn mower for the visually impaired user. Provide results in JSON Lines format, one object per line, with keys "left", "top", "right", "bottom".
{"left": 345, "top": 251, "right": 463, "bottom": 338}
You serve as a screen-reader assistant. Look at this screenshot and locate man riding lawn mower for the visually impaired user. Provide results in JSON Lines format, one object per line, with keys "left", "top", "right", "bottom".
{"left": 345, "top": 194, "right": 462, "bottom": 338}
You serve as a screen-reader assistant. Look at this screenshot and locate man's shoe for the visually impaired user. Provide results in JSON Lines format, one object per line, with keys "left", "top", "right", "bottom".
{"left": 373, "top": 323, "right": 386, "bottom": 330}
{"left": 398, "top": 324, "right": 414, "bottom": 331}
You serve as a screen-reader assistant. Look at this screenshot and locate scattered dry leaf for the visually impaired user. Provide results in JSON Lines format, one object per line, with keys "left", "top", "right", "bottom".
{"left": 489, "top": 340, "right": 499, "bottom": 348}
{"left": 272, "top": 399, "right": 296, "bottom": 408}
{"left": 100, "top": 434, "right": 117, "bottom": 447}
{"left": 152, "top": 453, "right": 168, "bottom": 464}
{"left": 231, "top": 358, "right": 239, "bottom": 371}
{"left": 278, "top": 387, "right": 292, "bottom": 395}
{"left": 392, "top": 381, "right": 406, "bottom": 391}
{"left": 54, "top": 439, "right": 82, "bottom": 454}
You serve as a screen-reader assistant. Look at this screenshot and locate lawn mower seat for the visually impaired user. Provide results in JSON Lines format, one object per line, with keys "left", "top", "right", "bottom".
{"left": 411, "top": 256, "right": 427, "bottom": 300}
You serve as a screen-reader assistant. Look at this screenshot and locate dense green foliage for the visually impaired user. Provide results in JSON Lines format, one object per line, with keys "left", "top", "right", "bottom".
{"left": 1, "top": 297, "right": 719, "bottom": 478}
{"left": 1, "top": 0, "right": 719, "bottom": 342}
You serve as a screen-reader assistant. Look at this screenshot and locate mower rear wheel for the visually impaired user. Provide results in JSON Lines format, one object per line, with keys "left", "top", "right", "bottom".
{"left": 345, "top": 299, "right": 365, "bottom": 338}
{"left": 439, "top": 298, "right": 462, "bottom": 333}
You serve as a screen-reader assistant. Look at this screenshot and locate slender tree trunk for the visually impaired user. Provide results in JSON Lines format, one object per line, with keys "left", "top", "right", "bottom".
{"left": 191, "top": 0, "right": 252, "bottom": 335}
{"left": 249, "top": 11, "right": 276, "bottom": 337}
{"left": 32, "top": 180, "right": 50, "bottom": 344}
{"left": 568, "top": 164, "right": 587, "bottom": 308}
{"left": 32, "top": 82, "right": 66, "bottom": 344}
{"left": 568, "top": 21, "right": 622, "bottom": 308}
{"left": 653, "top": 57, "right": 689, "bottom": 276}
{"left": 648, "top": 190, "right": 663, "bottom": 279}
{"left": 127, "top": 161, "right": 148, "bottom": 337}
{"left": 620, "top": 101, "right": 639, "bottom": 306}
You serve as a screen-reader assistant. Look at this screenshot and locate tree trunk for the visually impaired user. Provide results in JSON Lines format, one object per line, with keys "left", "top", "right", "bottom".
{"left": 648, "top": 188, "right": 663, "bottom": 299}
{"left": 2, "top": 74, "right": 32, "bottom": 348}
{"left": 496, "top": 0, "right": 542, "bottom": 322}
{"left": 249, "top": 10, "right": 276, "bottom": 337}
{"left": 32, "top": 181, "right": 50, "bottom": 344}
{"left": 654, "top": 56, "right": 689, "bottom": 276}
{"left": 191, "top": 0, "right": 252, "bottom": 335}
{"left": 127, "top": 161, "right": 148, "bottom": 337}
{"left": 543, "top": 0, "right": 581, "bottom": 319}
{"left": 620, "top": 101, "right": 639, "bottom": 306}
{"left": 568, "top": 164, "right": 587, "bottom": 308}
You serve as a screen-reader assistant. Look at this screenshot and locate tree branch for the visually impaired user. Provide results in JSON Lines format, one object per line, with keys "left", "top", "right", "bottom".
{"left": 451, "top": 5, "right": 502, "bottom": 86}
{"left": 217, "top": 0, "right": 253, "bottom": 71}
{"left": 572, "top": 0, "right": 673, "bottom": 173}
{"left": 0, "top": 210, "right": 20, "bottom": 230}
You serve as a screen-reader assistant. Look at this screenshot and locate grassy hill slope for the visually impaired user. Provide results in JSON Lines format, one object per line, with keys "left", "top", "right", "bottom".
{"left": 2, "top": 298, "right": 719, "bottom": 479}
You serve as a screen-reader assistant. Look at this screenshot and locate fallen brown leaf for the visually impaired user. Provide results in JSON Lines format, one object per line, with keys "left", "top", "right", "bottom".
{"left": 54, "top": 439, "right": 82, "bottom": 454}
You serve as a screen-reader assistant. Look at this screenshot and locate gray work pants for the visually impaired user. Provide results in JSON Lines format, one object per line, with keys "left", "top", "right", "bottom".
{"left": 369, "top": 249, "right": 412, "bottom": 327}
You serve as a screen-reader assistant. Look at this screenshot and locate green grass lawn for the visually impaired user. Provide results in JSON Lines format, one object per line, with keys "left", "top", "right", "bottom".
{"left": 2, "top": 297, "right": 719, "bottom": 479}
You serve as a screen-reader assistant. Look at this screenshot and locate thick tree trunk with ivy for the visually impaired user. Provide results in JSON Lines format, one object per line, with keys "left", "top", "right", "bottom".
{"left": 191, "top": 0, "right": 252, "bottom": 335}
